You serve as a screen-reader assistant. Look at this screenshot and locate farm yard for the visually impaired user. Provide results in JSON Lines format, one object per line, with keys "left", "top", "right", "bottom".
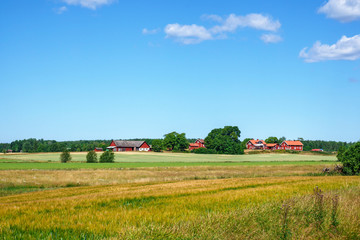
{"left": 1, "top": 151, "right": 359, "bottom": 239}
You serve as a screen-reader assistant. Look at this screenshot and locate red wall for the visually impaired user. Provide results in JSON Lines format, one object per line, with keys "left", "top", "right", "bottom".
{"left": 140, "top": 142, "right": 150, "bottom": 149}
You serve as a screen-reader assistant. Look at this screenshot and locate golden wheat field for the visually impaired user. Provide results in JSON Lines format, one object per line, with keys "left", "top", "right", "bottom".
{"left": 0, "top": 153, "right": 359, "bottom": 239}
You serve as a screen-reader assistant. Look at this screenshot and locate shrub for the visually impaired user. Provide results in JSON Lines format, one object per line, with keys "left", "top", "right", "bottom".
{"left": 337, "top": 142, "right": 360, "bottom": 175}
{"left": 192, "top": 148, "right": 217, "bottom": 154}
{"left": 99, "top": 151, "right": 115, "bottom": 163}
{"left": 60, "top": 149, "right": 71, "bottom": 163}
{"left": 86, "top": 151, "right": 98, "bottom": 163}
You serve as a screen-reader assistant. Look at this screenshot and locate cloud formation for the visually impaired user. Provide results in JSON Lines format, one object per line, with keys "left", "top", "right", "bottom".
{"left": 55, "top": 6, "right": 68, "bottom": 14}
{"left": 61, "top": 0, "right": 115, "bottom": 10}
{"left": 164, "top": 24, "right": 212, "bottom": 44}
{"left": 299, "top": 34, "right": 360, "bottom": 62}
{"left": 164, "top": 13, "right": 281, "bottom": 44}
{"left": 260, "top": 33, "right": 283, "bottom": 43}
{"left": 142, "top": 28, "right": 160, "bottom": 35}
{"left": 318, "top": 0, "right": 360, "bottom": 22}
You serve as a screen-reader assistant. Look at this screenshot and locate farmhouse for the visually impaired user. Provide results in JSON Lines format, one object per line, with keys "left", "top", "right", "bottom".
{"left": 246, "top": 139, "right": 303, "bottom": 151}
{"left": 107, "top": 140, "right": 151, "bottom": 152}
{"left": 279, "top": 141, "right": 303, "bottom": 151}
{"left": 246, "top": 139, "right": 267, "bottom": 150}
{"left": 189, "top": 139, "right": 206, "bottom": 150}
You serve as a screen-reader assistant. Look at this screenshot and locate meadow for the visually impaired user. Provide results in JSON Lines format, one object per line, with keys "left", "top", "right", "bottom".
{"left": 0, "top": 151, "right": 337, "bottom": 163}
{"left": 0, "top": 152, "right": 359, "bottom": 239}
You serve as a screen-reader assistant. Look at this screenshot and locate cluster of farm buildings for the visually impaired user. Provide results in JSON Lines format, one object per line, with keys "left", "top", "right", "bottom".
{"left": 95, "top": 139, "right": 304, "bottom": 152}
{"left": 246, "top": 139, "right": 304, "bottom": 151}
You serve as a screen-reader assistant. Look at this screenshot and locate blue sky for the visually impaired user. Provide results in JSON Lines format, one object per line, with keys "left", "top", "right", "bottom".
{"left": 1, "top": 0, "right": 360, "bottom": 143}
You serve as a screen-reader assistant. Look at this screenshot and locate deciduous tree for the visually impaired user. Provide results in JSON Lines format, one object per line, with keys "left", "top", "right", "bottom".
{"left": 205, "top": 126, "right": 244, "bottom": 154}
{"left": 337, "top": 142, "right": 360, "bottom": 175}
{"left": 265, "top": 137, "right": 279, "bottom": 144}
{"left": 152, "top": 139, "right": 164, "bottom": 152}
{"left": 60, "top": 149, "right": 71, "bottom": 163}
{"left": 86, "top": 150, "right": 98, "bottom": 163}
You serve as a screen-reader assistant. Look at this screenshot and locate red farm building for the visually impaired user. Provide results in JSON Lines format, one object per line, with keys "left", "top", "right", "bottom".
{"left": 265, "top": 143, "right": 280, "bottom": 150}
{"left": 94, "top": 147, "right": 103, "bottom": 152}
{"left": 246, "top": 139, "right": 266, "bottom": 150}
{"left": 311, "top": 149, "right": 323, "bottom": 152}
{"left": 279, "top": 141, "right": 303, "bottom": 151}
{"left": 107, "top": 140, "right": 151, "bottom": 152}
{"left": 189, "top": 139, "right": 206, "bottom": 150}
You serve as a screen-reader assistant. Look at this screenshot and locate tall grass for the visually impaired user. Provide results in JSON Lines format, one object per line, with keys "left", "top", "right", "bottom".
{"left": 0, "top": 176, "right": 359, "bottom": 239}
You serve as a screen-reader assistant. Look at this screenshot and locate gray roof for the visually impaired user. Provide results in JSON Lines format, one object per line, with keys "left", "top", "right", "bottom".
{"left": 113, "top": 140, "right": 145, "bottom": 148}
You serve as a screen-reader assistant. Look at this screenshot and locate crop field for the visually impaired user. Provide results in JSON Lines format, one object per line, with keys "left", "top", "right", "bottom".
{"left": 0, "top": 152, "right": 359, "bottom": 239}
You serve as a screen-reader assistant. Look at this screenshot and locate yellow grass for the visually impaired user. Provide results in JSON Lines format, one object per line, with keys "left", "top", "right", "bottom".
{"left": 0, "top": 175, "right": 359, "bottom": 239}
{"left": 0, "top": 164, "right": 334, "bottom": 188}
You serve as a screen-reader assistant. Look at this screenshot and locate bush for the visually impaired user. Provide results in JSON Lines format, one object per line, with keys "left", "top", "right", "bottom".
{"left": 60, "top": 149, "right": 71, "bottom": 163}
{"left": 99, "top": 151, "right": 115, "bottom": 163}
{"left": 337, "top": 142, "right": 360, "bottom": 175}
{"left": 86, "top": 151, "right": 98, "bottom": 163}
{"left": 192, "top": 148, "right": 217, "bottom": 154}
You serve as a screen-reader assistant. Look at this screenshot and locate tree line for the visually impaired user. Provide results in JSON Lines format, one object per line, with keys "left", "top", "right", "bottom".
{"left": 1, "top": 134, "right": 356, "bottom": 154}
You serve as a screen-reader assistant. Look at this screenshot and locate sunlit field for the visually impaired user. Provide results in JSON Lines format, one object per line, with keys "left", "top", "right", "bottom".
{"left": 1, "top": 176, "right": 359, "bottom": 239}
{"left": 1, "top": 152, "right": 358, "bottom": 239}
{"left": 0, "top": 151, "right": 336, "bottom": 163}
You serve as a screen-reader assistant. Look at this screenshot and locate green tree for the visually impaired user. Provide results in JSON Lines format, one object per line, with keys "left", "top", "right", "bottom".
{"left": 265, "top": 136, "right": 279, "bottom": 144}
{"left": 204, "top": 126, "right": 244, "bottom": 155}
{"left": 152, "top": 139, "right": 163, "bottom": 152}
{"left": 337, "top": 146, "right": 346, "bottom": 160}
{"left": 175, "top": 133, "right": 189, "bottom": 151}
{"left": 2, "top": 149, "right": 6, "bottom": 154}
{"left": 60, "top": 149, "right": 71, "bottom": 163}
{"left": 163, "top": 132, "right": 178, "bottom": 150}
{"left": 99, "top": 151, "right": 115, "bottom": 163}
{"left": 337, "top": 142, "right": 360, "bottom": 175}
{"left": 86, "top": 150, "right": 98, "bottom": 163}
{"left": 22, "top": 142, "right": 31, "bottom": 152}
{"left": 163, "top": 132, "right": 189, "bottom": 151}
{"left": 279, "top": 136, "right": 286, "bottom": 144}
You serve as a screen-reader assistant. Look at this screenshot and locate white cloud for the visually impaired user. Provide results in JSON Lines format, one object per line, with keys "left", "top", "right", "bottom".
{"left": 142, "top": 28, "right": 160, "bottom": 35}
{"left": 299, "top": 34, "right": 360, "bottom": 62}
{"left": 261, "top": 33, "right": 283, "bottom": 43}
{"left": 61, "top": 0, "right": 115, "bottom": 10}
{"left": 211, "top": 14, "right": 281, "bottom": 34}
{"left": 55, "top": 6, "right": 68, "bottom": 14}
{"left": 164, "top": 23, "right": 212, "bottom": 44}
{"left": 162, "top": 13, "right": 281, "bottom": 45}
{"left": 201, "top": 14, "right": 223, "bottom": 22}
{"left": 318, "top": 0, "right": 360, "bottom": 22}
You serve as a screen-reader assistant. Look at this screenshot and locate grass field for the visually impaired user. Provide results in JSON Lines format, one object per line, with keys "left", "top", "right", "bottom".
{"left": 1, "top": 152, "right": 358, "bottom": 239}
{"left": 0, "top": 151, "right": 337, "bottom": 163}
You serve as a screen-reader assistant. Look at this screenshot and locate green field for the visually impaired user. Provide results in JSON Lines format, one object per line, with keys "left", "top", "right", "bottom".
{"left": 0, "top": 151, "right": 337, "bottom": 162}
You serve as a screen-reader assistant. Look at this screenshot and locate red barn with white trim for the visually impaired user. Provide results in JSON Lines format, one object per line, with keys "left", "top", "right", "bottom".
{"left": 107, "top": 140, "right": 151, "bottom": 152}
